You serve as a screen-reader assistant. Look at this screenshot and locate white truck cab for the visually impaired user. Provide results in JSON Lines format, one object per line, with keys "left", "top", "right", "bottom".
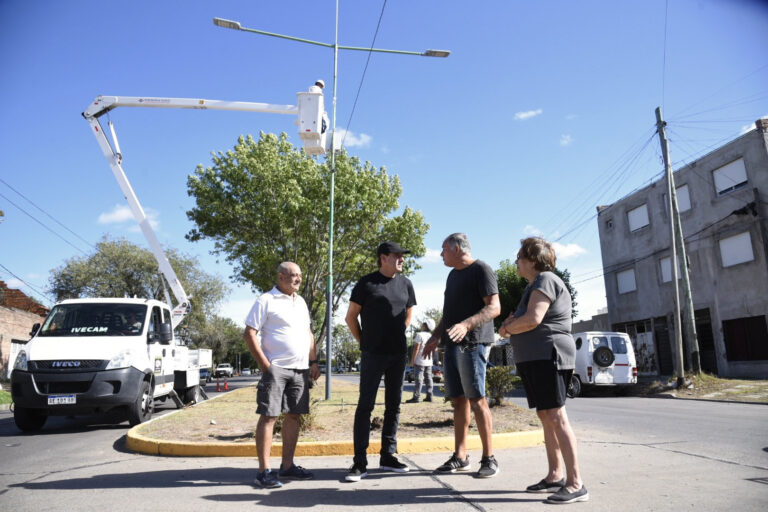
{"left": 569, "top": 331, "right": 638, "bottom": 397}
{"left": 11, "top": 297, "right": 205, "bottom": 431}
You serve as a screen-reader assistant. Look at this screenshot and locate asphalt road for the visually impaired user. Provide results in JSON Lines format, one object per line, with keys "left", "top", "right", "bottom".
{"left": 1, "top": 377, "right": 766, "bottom": 511}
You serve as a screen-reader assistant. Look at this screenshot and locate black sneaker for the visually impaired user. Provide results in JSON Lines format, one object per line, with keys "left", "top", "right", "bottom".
{"left": 526, "top": 477, "right": 566, "bottom": 493}
{"left": 345, "top": 463, "right": 368, "bottom": 482}
{"left": 380, "top": 454, "right": 410, "bottom": 473}
{"left": 547, "top": 485, "right": 589, "bottom": 504}
{"left": 253, "top": 469, "right": 283, "bottom": 488}
{"left": 278, "top": 463, "right": 314, "bottom": 480}
{"left": 405, "top": 396, "right": 420, "bottom": 403}
{"left": 435, "top": 453, "right": 471, "bottom": 473}
{"left": 424, "top": 394, "right": 433, "bottom": 402}
{"left": 476, "top": 455, "right": 499, "bottom": 478}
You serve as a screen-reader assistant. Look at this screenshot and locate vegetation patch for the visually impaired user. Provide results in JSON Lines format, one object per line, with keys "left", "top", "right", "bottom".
{"left": 0, "top": 390, "right": 11, "bottom": 405}
{"left": 136, "top": 377, "right": 540, "bottom": 444}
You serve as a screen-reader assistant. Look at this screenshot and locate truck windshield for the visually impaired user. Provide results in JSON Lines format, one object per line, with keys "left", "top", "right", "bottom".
{"left": 39, "top": 304, "right": 147, "bottom": 337}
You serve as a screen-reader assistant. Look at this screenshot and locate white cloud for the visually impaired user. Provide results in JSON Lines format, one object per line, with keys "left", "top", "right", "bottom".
{"left": 335, "top": 129, "right": 372, "bottom": 148}
{"left": 523, "top": 225, "right": 545, "bottom": 236}
{"left": 565, "top": 114, "right": 578, "bottom": 120}
{"left": 420, "top": 248, "right": 443, "bottom": 263}
{"left": 5, "top": 278, "right": 25, "bottom": 289}
{"left": 98, "top": 204, "right": 134, "bottom": 224}
{"left": 514, "top": 109, "right": 543, "bottom": 121}
{"left": 552, "top": 242, "right": 587, "bottom": 259}
{"left": 560, "top": 134, "right": 573, "bottom": 146}
{"left": 98, "top": 204, "right": 159, "bottom": 231}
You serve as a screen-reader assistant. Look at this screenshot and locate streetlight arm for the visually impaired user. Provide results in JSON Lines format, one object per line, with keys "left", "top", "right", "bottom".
{"left": 213, "top": 17, "right": 450, "bottom": 57}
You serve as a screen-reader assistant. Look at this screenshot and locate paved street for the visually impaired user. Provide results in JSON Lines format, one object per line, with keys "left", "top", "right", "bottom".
{"left": 1, "top": 380, "right": 767, "bottom": 511}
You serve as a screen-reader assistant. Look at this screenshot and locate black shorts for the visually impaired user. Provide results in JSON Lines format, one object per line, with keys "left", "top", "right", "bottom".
{"left": 516, "top": 360, "right": 572, "bottom": 411}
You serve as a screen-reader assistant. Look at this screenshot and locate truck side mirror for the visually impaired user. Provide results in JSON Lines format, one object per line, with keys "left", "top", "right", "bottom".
{"left": 159, "top": 323, "right": 173, "bottom": 344}
{"left": 30, "top": 323, "right": 40, "bottom": 337}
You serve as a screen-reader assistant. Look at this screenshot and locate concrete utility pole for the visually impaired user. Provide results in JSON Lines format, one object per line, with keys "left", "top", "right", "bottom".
{"left": 655, "top": 107, "right": 701, "bottom": 384}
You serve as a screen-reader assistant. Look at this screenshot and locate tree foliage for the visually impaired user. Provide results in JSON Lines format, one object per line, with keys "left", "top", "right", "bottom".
{"left": 324, "top": 324, "right": 362, "bottom": 369}
{"left": 48, "top": 236, "right": 228, "bottom": 343}
{"left": 495, "top": 259, "right": 578, "bottom": 327}
{"left": 186, "top": 132, "right": 429, "bottom": 344}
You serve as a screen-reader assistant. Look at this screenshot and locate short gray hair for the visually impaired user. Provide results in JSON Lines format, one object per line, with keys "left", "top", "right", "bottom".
{"left": 277, "top": 262, "right": 296, "bottom": 275}
{"left": 444, "top": 233, "right": 471, "bottom": 254}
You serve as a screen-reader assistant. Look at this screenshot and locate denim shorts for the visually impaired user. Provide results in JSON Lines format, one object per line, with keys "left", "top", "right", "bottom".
{"left": 256, "top": 364, "right": 310, "bottom": 416}
{"left": 443, "top": 343, "right": 490, "bottom": 399}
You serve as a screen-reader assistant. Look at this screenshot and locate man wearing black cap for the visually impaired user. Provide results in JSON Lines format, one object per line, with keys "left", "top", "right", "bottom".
{"left": 344, "top": 241, "right": 416, "bottom": 482}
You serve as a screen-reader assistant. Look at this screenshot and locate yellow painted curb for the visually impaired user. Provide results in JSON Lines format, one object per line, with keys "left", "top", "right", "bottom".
{"left": 127, "top": 426, "right": 543, "bottom": 458}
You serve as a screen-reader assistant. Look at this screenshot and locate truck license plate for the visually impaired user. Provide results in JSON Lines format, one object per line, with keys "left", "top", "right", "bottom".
{"left": 48, "top": 394, "right": 76, "bottom": 405}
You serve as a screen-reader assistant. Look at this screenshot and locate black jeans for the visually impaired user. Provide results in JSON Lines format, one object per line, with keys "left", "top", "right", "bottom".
{"left": 353, "top": 351, "right": 407, "bottom": 466}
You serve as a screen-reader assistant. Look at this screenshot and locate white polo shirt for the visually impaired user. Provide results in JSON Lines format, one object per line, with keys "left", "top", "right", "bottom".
{"left": 244, "top": 287, "right": 311, "bottom": 369}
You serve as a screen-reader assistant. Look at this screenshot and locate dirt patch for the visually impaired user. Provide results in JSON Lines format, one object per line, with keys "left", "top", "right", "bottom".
{"left": 136, "top": 377, "right": 541, "bottom": 444}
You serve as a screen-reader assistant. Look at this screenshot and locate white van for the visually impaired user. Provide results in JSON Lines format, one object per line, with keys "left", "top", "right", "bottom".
{"left": 569, "top": 331, "right": 637, "bottom": 397}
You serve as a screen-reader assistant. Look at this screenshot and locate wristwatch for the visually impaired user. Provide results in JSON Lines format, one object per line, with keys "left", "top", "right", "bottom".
{"left": 309, "top": 360, "right": 319, "bottom": 365}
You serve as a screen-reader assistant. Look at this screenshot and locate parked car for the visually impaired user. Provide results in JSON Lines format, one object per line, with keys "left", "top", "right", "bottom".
{"left": 569, "top": 331, "right": 638, "bottom": 397}
{"left": 241, "top": 368, "right": 252, "bottom": 376}
{"left": 214, "top": 363, "right": 234, "bottom": 378}
{"left": 431, "top": 365, "right": 443, "bottom": 383}
{"left": 404, "top": 366, "right": 414, "bottom": 382}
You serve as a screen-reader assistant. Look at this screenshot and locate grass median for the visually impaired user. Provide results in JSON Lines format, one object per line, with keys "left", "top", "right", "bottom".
{"left": 135, "top": 377, "right": 541, "bottom": 444}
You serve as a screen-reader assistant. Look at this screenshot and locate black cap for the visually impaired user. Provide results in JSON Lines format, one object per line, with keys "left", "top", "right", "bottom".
{"left": 377, "top": 241, "right": 411, "bottom": 256}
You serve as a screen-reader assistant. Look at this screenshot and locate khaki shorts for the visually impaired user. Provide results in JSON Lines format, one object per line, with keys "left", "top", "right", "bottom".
{"left": 256, "top": 364, "right": 310, "bottom": 417}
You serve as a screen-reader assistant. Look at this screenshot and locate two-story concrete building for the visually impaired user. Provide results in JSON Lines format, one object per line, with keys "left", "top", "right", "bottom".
{"left": 597, "top": 118, "right": 768, "bottom": 378}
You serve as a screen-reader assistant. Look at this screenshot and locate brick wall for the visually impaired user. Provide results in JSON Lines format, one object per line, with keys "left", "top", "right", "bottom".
{"left": 0, "top": 281, "right": 48, "bottom": 378}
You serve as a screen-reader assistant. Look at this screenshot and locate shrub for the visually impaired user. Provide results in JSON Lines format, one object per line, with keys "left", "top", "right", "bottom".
{"left": 485, "top": 366, "right": 518, "bottom": 407}
{"left": 274, "top": 398, "right": 319, "bottom": 434}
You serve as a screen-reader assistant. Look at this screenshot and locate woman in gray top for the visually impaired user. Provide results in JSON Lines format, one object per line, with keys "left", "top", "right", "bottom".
{"left": 499, "top": 237, "right": 588, "bottom": 505}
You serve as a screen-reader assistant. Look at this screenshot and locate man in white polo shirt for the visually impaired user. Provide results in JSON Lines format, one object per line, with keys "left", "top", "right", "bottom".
{"left": 244, "top": 261, "right": 320, "bottom": 489}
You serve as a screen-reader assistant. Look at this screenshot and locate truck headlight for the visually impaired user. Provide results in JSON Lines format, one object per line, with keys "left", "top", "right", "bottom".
{"left": 106, "top": 349, "right": 132, "bottom": 370}
{"left": 13, "top": 350, "right": 28, "bottom": 371}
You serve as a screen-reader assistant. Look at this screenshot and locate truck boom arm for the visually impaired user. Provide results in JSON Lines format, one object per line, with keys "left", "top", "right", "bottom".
{"left": 82, "top": 91, "right": 327, "bottom": 328}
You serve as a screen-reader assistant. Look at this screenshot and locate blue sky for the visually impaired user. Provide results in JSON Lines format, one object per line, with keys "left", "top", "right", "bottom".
{"left": 1, "top": 0, "right": 767, "bottom": 327}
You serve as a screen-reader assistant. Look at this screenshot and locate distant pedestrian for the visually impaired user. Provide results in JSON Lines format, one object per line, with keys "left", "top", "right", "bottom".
{"left": 422, "top": 233, "right": 501, "bottom": 478}
{"left": 499, "top": 237, "right": 588, "bottom": 504}
{"left": 406, "top": 319, "right": 435, "bottom": 403}
{"left": 243, "top": 262, "right": 321, "bottom": 489}
{"left": 345, "top": 241, "right": 416, "bottom": 482}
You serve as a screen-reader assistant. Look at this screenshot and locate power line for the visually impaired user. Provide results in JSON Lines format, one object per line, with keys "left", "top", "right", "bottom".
{"left": 0, "top": 262, "right": 54, "bottom": 305}
{"left": 341, "top": 0, "right": 387, "bottom": 149}
{"left": 0, "top": 190, "right": 90, "bottom": 255}
{"left": 0, "top": 177, "right": 96, "bottom": 251}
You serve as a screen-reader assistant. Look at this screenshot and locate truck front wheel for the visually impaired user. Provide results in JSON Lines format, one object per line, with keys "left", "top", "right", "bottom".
{"left": 127, "top": 379, "right": 153, "bottom": 426}
{"left": 14, "top": 406, "right": 47, "bottom": 432}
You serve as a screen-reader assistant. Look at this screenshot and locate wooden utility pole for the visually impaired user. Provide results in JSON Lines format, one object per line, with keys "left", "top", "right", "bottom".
{"left": 655, "top": 107, "right": 701, "bottom": 384}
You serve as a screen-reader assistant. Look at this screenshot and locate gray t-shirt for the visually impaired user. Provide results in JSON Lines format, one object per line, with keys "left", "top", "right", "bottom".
{"left": 510, "top": 271, "right": 575, "bottom": 369}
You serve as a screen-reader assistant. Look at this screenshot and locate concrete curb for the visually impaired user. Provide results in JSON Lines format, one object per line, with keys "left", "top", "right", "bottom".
{"left": 126, "top": 425, "right": 544, "bottom": 457}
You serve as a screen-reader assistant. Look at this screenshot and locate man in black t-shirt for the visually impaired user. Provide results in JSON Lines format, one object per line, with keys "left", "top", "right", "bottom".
{"left": 422, "top": 233, "right": 501, "bottom": 478}
{"left": 344, "top": 241, "right": 416, "bottom": 482}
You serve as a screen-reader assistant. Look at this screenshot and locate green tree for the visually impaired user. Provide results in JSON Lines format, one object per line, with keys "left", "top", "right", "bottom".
{"left": 186, "top": 132, "right": 429, "bottom": 344}
{"left": 495, "top": 259, "right": 578, "bottom": 328}
{"left": 197, "top": 315, "right": 242, "bottom": 363}
{"left": 48, "top": 236, "right": 228, "bottom": 342}
{"left": 328, "top": 324, "right": 362, "bottom": 370}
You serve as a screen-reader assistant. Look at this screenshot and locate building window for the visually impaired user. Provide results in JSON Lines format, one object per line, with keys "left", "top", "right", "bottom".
{"left": 722, "top": 315, "right": 768, "bottom": 361}
{"left": 659, "top": 256, "right": 681, "bottom": 283}
{"left": 719, "top": 231, "right": 754, "bottom": 267}
{"left": 713, "top": 158, "right": 748, "bottom": 195}
{"left": 663, "top": 184, "right": 691, "bottom": 216}
{"left": 627, "top": 204, "right": 649, "bottom": 232}
{"left": 617, "top": 268, "right": 637, "bottom": 294}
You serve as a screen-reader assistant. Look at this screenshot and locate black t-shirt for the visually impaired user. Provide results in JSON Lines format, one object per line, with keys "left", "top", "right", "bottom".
{"left": 441, "top": 260, "right": 498, "bottom": 345}
{"left": 350, "top": 271, "right": 417, "bottom": 355}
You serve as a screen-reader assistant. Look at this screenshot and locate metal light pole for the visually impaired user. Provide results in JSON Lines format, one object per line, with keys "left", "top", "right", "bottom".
{"left": 214, "top": 6, "right": 449, "bottom": 399}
